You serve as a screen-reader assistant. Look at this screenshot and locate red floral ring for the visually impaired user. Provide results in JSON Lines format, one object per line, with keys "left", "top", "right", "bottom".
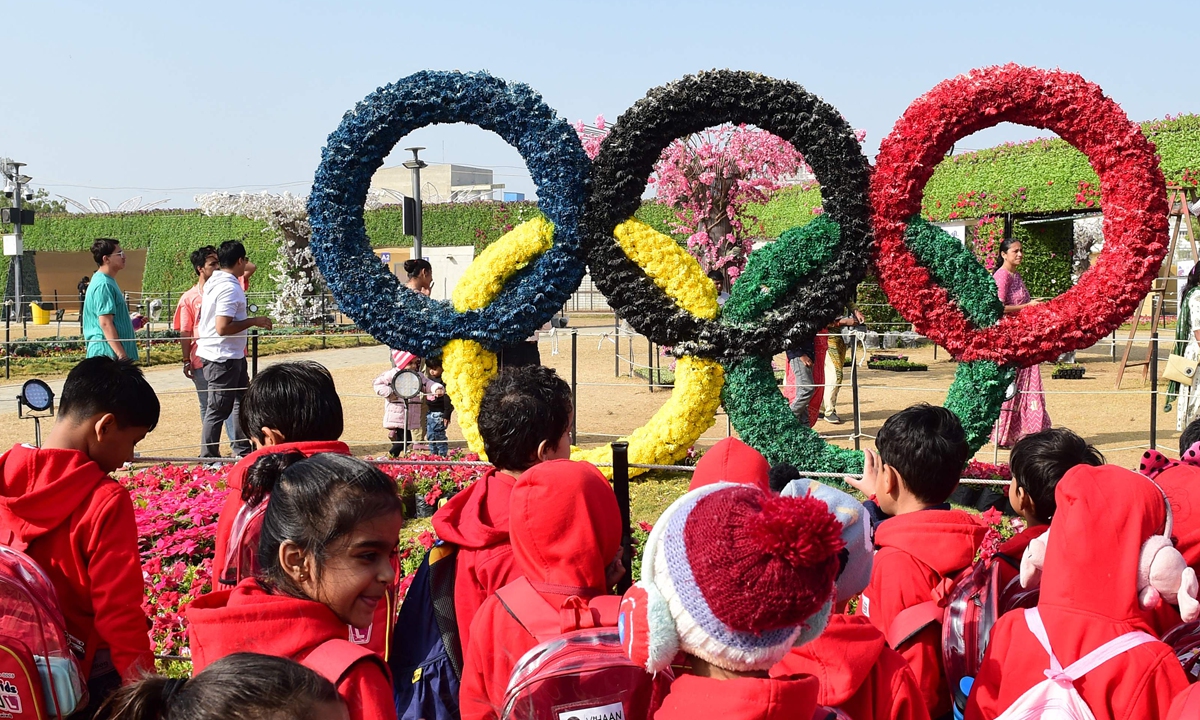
{"left": 871, "top": 64, "right": 1168, "bottom": 366}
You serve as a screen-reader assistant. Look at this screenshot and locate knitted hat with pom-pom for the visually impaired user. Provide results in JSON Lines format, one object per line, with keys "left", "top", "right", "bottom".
{"left": 619, "top": 482, "right": 844, "bottom": 674}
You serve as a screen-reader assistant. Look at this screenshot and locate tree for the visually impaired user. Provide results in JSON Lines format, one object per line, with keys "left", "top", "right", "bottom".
{"left": 576, "top": 118, "right": 824, "bottom": 284}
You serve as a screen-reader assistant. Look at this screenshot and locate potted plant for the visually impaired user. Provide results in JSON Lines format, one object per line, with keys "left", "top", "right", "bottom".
{"left": 1052, "top": 363, "right": 1086, "bottom": 380}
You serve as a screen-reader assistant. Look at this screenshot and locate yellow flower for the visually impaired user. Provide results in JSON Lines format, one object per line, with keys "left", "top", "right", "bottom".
{"left": 614, "top": 219, "right": 719, "bottom": 319}
{"left": 443, "top": 216, "right": 724, "bottom": 476}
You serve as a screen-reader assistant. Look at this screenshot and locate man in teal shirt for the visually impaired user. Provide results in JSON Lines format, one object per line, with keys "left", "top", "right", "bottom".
{"left": 83, "top": 237, "right": 140, "bottom": 361}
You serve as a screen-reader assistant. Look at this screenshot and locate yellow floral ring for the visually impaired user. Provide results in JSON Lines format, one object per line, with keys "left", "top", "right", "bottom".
{"left": 442, "top": 217, "right": 724, "bottom": 477}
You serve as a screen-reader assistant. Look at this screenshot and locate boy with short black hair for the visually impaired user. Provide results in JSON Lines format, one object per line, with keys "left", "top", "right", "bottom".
{"left": 433, "top": 365, "right": 573, "bottom": 652}
{"left": 0, "top": 357, "right": 159, "bottom": 712}
{"left": 850, "top": 403, "right": 986, "bottom": 719}
{"left": 212, "top": 360, "right": 349, "bottom": 583}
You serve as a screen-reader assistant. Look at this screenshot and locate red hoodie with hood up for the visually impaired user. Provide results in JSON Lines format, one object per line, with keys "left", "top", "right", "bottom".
{"left": 1150, "top": 462, "right": 1200, "bottom": 570}
{"left": 966, "top": 465, "right": 1189, "bottom": 720}
{"left": 459, "top": 460, "right": 621, "bottom": 720}
{"left": 771, "top": 614, "right": 930, "bottom": 720}
{"left": 187, "top": 579, "right": 397, "bottom": 720}
{"left": 653, "top": 674, "right": 821, "bottom": 720}
{"left": 211, "top": 440, "right": 351, "bottom": 582}
{"left": 688, "top": 437, "right": 771, "bottom": 492}
{"left": 857, "top": 508, "right": 986, "bottom": 718}
{"left": 432, "top": 467, "right": 519, "bottom": 654}
{"left": 0, "top": 444, "right": 152, "bottom": 680}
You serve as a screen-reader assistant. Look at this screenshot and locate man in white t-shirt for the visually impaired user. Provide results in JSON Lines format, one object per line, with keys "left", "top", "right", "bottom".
{"left": 196, "top": 240, "right": 273, "bottom": 457}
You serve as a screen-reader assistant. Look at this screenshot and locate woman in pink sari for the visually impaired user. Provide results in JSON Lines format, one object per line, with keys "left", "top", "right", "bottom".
{"left": 991, "top": 238, "right": 1052, "bottom": 447}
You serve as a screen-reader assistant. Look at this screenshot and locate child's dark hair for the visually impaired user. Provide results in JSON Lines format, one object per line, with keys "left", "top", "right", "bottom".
{"left": 100, "top": 653, "right": 339, "bottom": 720}
{"left": 425, "top": 355, "right": 443, "bottom": 371}
{"left": 876, "top": 403, "right": 968, "bottom": 505}
{"left": 60, "top": 357, "right": 160, "bottom": 430}
{"left": 768, "top": 463, "right": 799, "bottom": 494}
{"left": 239, "top": 361, "right": 344, "bottom": 446}
{"left": 216, "top": 240, "right": 247, "bottom": 269}
{"left": 189, "top": 245, "right": 216, "bottom": 276}
{"left": 404, "top": 258, "right": 432, "bottom": 278}
{"left": 91, "top": 237, "right": 121, "bottom": 266}
{"left": 1181, "top": 418, "right": 1200, "bottom": 456}
{"left": 245, "top": 452, "right": 402, "bottom": 595}
{"left": 1010, "top": 428, "right": 1104, "bottom": 524}
{"left": 477, "top": 365, "right": 572, "bottom": 471}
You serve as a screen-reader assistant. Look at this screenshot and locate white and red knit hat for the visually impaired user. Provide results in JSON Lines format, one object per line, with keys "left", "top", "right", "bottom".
{"left": 619, "top": 482, "right": 844, "bottom": 674}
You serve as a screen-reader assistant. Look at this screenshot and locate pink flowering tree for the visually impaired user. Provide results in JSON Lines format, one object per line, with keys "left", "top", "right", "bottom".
{"left": 576, "top": 117, "right": 865, "bottom": 285}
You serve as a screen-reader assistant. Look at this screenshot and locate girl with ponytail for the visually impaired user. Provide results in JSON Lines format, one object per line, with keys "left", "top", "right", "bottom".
{"left": 101, "top": 653, "right": 345, "bottom": 720}
{"left": 187, "top": 453, "right": 403, "bottom": 720}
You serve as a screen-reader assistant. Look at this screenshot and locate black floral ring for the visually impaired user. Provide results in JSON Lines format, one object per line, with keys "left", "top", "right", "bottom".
{"left": 583, "top": 69, "right": 872, "bottom": 361}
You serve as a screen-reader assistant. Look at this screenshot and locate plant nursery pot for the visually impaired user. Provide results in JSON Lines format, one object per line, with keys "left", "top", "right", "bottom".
{"left": 402, "top": 495, "right": 417, "bottom": 519}
{"left": 415, "top": 497, "right": 437, "bottom": 518}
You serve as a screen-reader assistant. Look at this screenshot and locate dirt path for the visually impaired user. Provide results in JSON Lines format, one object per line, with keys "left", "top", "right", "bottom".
{"left": 0, "top": 319, "right": 1173, "bottom": 470}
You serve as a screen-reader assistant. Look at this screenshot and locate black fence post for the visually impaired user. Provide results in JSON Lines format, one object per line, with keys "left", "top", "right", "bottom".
{"left": 321, "top": 294, "right": 328, "bottom": 349}
{"left": 251, "top": 329, "right": 260, "bottom": 378}
{"left": 852, "top": 337, "right": 862, "bottom": 451}
{"left": 612, "top": 441, "right": 633, "bottom": 593}
{"left": 613, "top": 315, "right": 619, "bottom": 378}
{"left": 647, "top": 339, "right": 654, "bottom": 392}
{"left": 571, "top": 329, "right": 578, "bottom": 446}
{"left": 1150, "top": 331, "right": 1159, "bottom": 452}
{"left": 4, "top": 305, "right": 9, "bottom": 379}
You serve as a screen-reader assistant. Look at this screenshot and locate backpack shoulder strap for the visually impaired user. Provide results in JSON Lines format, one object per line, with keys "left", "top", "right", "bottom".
{"left": 1023, "top": 607, "right": 1064, "bottom": 675}
{"left": 1023, "top": 608, "right": 1158, "bottom": 681}
{"left": 886, "top": 600, "right": 943, "bottom": 650}
{"left": 303, "top": 639, "right": 388, "bottom": 686}
{"left": 496, "top": 577, "right": 561, "bottom": 644}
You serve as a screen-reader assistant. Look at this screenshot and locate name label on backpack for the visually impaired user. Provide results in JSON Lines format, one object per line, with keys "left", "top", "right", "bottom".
{"left": 0, "top": 678, "right": 22, "bottom": 714}
{"left": 557, "top": 701, "right": 624, "bottom": 720}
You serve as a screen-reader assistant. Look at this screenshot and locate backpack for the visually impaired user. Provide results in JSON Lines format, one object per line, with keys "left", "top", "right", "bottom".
{"left": 885, "top": 553, "right": 1038, "bottom": 702}
{"left": 1161, "top": 619, "right": 1200, "bottom": 681}
{"left": 390, "top": 542, "right": 463, "bottom": 720}
{"left": 0, "top": 541, "right": 89, "bottom": 718}
{"left": 993, "top": 608, "right": 1156, "bottom": 719}
{"left": 497, "top": 577, "right": 672, "bottom": 720}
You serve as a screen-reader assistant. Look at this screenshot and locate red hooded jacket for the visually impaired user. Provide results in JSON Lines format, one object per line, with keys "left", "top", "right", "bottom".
{"left": 688, "top": 437, "right": 771, "bottom": 492}
{"left": 459, "top": 460, "right": 621, "bottom": 720}
{"left": 432, "top": 467, "right": 518, "bottom": 654}
{"left": 995, "top": 523, "right": 1049, "bottom": 592}
{"left": 771, "top": 615, "right": 930, "bottom": 720}
{"left": 857, "top": 508, "right": 986, "bottom": 718}
{"left": 966, "top": 465, "right": 1189, "bottom": 720}
{"left": 0, "top": 444, "right": 152, "bottom": 680}
{"left": 654, "top": 674, "right": 821, "bottom": 720}
{"left": 212, "top": 440, "right": 351, "bottom": 582}
{"left": 187, "top": 579, "right": 396, "bottom": 720}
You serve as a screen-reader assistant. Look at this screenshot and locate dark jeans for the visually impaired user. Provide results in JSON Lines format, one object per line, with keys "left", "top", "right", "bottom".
{"left": 79, "top": 650, "right": 120, "bottom": 720}
{"left": 389, "top": 428, "right": 413, "bottom": 458}
{"left": 200, "top": 357, "right": 252, "bottom": 457}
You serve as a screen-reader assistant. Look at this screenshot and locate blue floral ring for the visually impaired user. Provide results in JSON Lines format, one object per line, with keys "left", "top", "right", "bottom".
{"left": 308, "top": 70, "right": 590, "bottom": 356}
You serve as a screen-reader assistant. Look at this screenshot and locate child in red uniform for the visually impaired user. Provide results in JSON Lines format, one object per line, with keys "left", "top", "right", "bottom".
{"left": 1000, "top": 428, "right": 1104, "bottom": 589}
{"left": 848, "top": 404, "right": 986, "bottom": 718}
{"left": 0, "top": 357, "right": 158, "bottom": 714}
{"left": 619, "top": 482, "right": 844, "bottom": 720}
{"left": 188, "top": 453, "right": 404, "bottom": 720}
{"left": 212, "top": 360, "right": 349, "bottom": 583}
{"left": 100, "top": 653, "right": 346, "bottom": 720}
{"left": 1140, "top": 439, "right": 1200, "bottom": 570}
{"left": 459, "top": 459, "right": 622, "bottom": 720}
{"left": 432, "top": 365, "right": 573, "bottom": 653}
{"left": 688, "top": 436, "right": 772, "bottom": 492}
{"left": 966, "top": 465, "right": 1194, "bottom": 720}
{"left": 772, "top": 479, "right": 929, "bottom": 720}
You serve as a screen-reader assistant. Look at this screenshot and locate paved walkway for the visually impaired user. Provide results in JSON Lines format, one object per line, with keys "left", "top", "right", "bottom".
{"left": 0, "top": 344, "right": 390, "bottom": 415}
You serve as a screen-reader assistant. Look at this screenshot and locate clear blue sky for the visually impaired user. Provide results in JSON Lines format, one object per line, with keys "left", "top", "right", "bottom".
{"left": 3, "top": 0, "right": 1187, "bottom": 209}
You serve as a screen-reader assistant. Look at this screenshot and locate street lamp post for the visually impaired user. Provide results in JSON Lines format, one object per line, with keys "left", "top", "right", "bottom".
{"left": 1, "top": 161, "right": 32, "bottom": 323}
{"left": 402, "top": 147, "right": 427, "bottom": 261}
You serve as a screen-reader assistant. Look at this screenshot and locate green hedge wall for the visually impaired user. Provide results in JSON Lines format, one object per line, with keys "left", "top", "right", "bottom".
{"left": 921, "top": 114, "right": 1200, "bottom": 221}
{"left": 1007, "top": 220, "right": 1073, "bottom": 298}
{"left": 742, "top": 184, "right": 824, "bottom": 238}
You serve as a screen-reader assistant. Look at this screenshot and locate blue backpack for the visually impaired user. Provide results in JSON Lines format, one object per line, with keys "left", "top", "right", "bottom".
{"left": 391, "top": 542, "right": 463, "bottom": 720}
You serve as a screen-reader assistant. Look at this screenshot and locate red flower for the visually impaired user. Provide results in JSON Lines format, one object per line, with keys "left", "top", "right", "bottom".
{"left": 870, "top": 64, "right": 1168, "bottom": 367}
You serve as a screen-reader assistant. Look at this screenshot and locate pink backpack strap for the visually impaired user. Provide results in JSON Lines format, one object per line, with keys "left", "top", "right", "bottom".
{"left": 1023, "top": 608, "right": 1157, "bottom": 682}
{"left": 302, "top": 638, "right": 389, "bottom": 686}
{"left": 496, "top": 577, "right": 565, "bottom": 644}
{"left": 886, "top": 600, "right": 942, "bottom": 649}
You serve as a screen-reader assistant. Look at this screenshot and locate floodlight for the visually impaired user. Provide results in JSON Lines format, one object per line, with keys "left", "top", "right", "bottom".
{"left": 1003, "top": 382, "right": 1018, "bottom": 401}
{"left": 390, "top": 369, "right": 423, "bottom": 399}
{"left": 19, "top": 379, "right": 53, "bottom": 412}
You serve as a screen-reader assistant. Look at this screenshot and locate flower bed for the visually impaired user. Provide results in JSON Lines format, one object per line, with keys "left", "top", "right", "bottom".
{"left": 1052, "top": 363, "right": 1086, "bottom": 380}
{"left": 867, "top": 359, "right": 928, "bottom": 372}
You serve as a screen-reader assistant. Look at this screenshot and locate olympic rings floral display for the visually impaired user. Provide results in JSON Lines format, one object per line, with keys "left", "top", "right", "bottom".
{"left": 307, "top": 65, "right": 1171, "bottom": 481}
{"left": 871, "top": 63, "right": 1169, "bottom": 367}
